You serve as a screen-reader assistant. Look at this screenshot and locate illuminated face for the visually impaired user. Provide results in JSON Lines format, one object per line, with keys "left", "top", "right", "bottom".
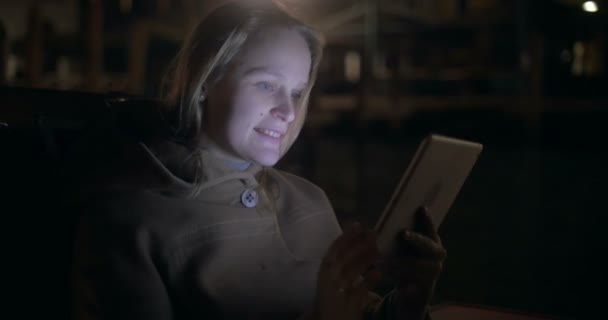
{"left": 204, "top": 27, "right": 311, "bottom": 167}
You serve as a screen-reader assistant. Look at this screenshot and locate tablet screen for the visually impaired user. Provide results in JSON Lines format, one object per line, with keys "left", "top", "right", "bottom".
{"left": 375, "top": 134, "right": 483, "bottom": 254}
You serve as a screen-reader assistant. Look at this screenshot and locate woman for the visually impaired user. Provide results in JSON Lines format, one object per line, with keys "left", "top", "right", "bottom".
{"left": 70, "top": 1, "right": 445, "bottom": 319}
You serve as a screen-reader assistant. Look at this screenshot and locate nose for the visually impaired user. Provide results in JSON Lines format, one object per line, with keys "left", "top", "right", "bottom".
{"left": 271, "top": 90, "right": 296, "bottom": 123}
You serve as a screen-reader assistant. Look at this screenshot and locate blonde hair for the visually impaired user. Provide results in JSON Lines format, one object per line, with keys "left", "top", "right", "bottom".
{"left": 162, "top": 0, "right": 324, "bottom": 156}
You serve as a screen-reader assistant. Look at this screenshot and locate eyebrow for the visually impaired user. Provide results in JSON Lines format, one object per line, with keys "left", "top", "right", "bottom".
{"left": 243, "top": 66, "right": 308, "bottom": 87}
{"left": 243, "top": 66, "right": 284, "bottom": 78}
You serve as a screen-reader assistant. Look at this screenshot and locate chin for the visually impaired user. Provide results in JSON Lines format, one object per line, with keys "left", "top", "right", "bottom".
{"left": 251, "top": 152, "right": 281, "bottom": 167}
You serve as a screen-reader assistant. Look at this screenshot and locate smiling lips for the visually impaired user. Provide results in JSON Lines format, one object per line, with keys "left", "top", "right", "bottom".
{"left": 254, "top": 128, "right": 285, "bottom": 139}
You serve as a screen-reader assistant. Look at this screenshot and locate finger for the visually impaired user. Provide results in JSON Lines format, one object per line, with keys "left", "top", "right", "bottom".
{"left": 339, "top": 249, "right": 379, "bottom": 290}
{"left": 333, "top": 225, "right": 375, "bottom": 261}
{"left": 363, "top": 269, "right": 383, "bottom": 290}
{"left": 356, "top": 289, "right": 373, "bottom": 313}
{"left": 340, "top": 231, "right": 378, "bottom": 266}
{"left": 324, "top": 222, "right": 365, "bottom": 265}
{"left": 414, "top": 207, "right": 441, "bottom": 243}
{"left": 345, "top": 286, "right": 371, "bottom": 314}
{"left": 399, "top": 229, "right": 446, "bottom": 260}
{"left": 324, "top": 229, "right": 373, "bottom": 284}
{"left": 337, "top": 235, "right": 380, "bottom": 289}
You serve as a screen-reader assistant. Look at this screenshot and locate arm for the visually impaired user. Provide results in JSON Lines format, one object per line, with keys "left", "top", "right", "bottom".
{"left": 72, "top": 214, "right": 173, "bottom": 320}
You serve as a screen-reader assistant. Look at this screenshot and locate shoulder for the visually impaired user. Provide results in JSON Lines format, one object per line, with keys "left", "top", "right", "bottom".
{"left": 75, "top": 189, "right": 192, "bottom": 255}
{"left": 83, "top": 189, "right": 175, "bottom": 223}
{"left": 77, "top": 190, "right": 163, "bottom": 240}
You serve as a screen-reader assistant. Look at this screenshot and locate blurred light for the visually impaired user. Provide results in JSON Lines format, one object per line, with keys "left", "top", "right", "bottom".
{"left": 6, "top": 54, "right": 18, "bottom": 82}
{"left": 57, "top": 56, "right": 71, "bottom": 90}
{"left": 582, "top": 1, "right": 598, "bottom": 13}
{"left": 120, "top": 0, "right": 133, "bottom": 14}
{"left": 345, "top": 51, "right": 361, "bottom": 82}
{"left": 572, "top": 41, "right": 585, "bottom": 76}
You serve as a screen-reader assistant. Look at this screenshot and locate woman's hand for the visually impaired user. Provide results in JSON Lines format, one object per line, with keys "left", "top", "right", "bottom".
{"left": 380, "top": 207, "right": 447, "bottom": 320}
{"left": 315, "top": 223, "right": 384, "bottom": 320}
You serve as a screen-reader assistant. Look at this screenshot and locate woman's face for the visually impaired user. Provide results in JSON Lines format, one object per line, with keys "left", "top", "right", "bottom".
{"left": 204, "top": 27, "right": 312, "bottom": 167}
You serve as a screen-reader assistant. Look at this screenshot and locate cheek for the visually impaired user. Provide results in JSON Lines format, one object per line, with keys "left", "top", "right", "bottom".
{"left": 226, "top": 91, "right": 271, "bottom": 134}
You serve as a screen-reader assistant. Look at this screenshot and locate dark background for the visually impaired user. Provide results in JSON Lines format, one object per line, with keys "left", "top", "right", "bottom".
{"left": 1, "top": 0, "right": 607, "bottom": 319}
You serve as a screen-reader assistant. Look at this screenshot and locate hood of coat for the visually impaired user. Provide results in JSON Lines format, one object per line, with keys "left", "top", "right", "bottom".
{"left": 140, "top": 139, "right": 272, "bottom": 199}
{"left": 62, "top": 98, "right": 277, "bottom": 206}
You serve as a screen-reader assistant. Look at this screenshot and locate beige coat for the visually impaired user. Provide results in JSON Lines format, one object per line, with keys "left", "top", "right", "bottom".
{"left": 69, "top": 128, "right": 396, "bottom": 319}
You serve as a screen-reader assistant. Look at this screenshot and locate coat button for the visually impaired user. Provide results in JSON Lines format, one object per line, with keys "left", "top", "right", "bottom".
{"left": 240, "top": 188, "right": 258, "bottom": 208}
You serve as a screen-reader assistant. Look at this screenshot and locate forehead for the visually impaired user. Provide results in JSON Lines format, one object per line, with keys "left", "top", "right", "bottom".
{"left": 233, "top": 27, "right": 312, "bottom": 84}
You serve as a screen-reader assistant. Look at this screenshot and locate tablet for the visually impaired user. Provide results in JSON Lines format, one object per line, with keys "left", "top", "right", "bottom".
{"left": 374, "top": 134, "right": 483, "bottom": 255}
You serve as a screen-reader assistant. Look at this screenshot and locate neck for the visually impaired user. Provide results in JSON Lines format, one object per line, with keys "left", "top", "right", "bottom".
{"left": 199, "top": 134, "right": 251, "bottom": 170}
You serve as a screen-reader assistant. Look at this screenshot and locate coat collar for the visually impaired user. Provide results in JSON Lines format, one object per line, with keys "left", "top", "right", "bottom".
{"left": 141, "top": 139, "right": 276, "bottom": 203}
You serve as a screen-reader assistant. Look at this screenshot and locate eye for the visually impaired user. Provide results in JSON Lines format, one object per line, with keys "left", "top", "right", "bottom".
{"left": 255, "top": 82, "right": 275, "bottom": 92}
{"left": 291, "top": 91, "right": 303, "bottom": 101}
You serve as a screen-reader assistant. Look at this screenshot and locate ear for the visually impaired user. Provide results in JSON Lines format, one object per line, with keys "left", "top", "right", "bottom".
{"left": 198, "top": 86, "right": 207, "bottom": 104}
